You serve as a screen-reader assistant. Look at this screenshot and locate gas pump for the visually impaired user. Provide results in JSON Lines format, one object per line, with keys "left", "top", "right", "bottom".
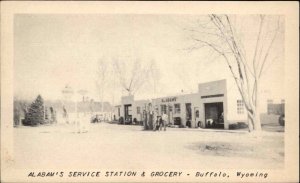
{"left": 167, "top": 104, "right": 173, "bottom": 125}
{"left": 194, "top": 107, "right": 201, "bottom": 128}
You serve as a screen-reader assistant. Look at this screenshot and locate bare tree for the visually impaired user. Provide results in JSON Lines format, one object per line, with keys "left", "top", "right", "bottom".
{"left": 96, "top": 58, "right": 109, "bottom": 114}
{"left": 13, "top": 99, "right": 28, "bottom": 126}
{"left": 113, "top": 57, "right": 152, "bottom": 96}
{"left": 148, "top": 59, "right": 161, "bottom": 98}
{"left": 187, "top": 15, "right": 283, "bottom": 132}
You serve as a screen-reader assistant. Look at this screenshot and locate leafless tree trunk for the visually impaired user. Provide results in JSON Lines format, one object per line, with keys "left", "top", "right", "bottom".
{"left": 187, "top": 15, "right": 282, "bottom": 132}
{"left": 96, "top": 58, "right": 109, "bottom": 116}
{"left": 148, "top": 59, "right": 161, "bottom": 98}
{"left": 148, "top": 59, "right": 161, "bottom": 114}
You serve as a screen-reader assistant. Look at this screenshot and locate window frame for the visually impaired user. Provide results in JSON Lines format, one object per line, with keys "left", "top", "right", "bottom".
{"left": 174, "top": 103, "right": 181, "bottom": 114}
{"left": 237, "top": 100, "right": 244, "bottom": 114}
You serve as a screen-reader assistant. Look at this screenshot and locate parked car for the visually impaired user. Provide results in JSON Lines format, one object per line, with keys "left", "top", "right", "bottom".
{"left": 91, "top": 115, "right": 101, "bottom": 123}
{"left": 124, "top": 117, "right": 132, "bottom": 125}
{"left": 118, "top": 116, "right": 132, "bottom": 125}
{"left": 118, "top": 117, "right": 124, "bottom": 124}
{"left": 174, "top": 117, "right": 181, "bottom": 126}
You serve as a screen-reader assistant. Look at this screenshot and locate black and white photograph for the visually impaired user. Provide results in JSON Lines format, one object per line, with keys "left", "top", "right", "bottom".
{"left": 1, "top": 1, "right": 299, "bottom": 183}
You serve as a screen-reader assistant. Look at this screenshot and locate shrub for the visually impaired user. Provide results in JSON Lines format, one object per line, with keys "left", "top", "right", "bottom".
{"left": 229, "top": 122, "right": 248, "bottom": 130}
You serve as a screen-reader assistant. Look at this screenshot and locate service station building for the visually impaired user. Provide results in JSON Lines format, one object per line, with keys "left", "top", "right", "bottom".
{"left": 116, "top": 79, "right": 247, "bottom": 130}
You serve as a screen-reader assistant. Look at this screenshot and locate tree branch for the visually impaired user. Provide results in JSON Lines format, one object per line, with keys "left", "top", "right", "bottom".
{"left": 258, "top": 16, "right": 280, "bottom": 78}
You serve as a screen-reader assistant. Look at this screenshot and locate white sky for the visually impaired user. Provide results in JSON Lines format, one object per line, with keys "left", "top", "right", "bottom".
{"left": 14, "top": 14, "right": 284, "bottom": 104}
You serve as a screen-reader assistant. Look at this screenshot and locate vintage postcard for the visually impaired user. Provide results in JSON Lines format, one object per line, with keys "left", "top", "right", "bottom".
{"left": 1, "top": 1, "right": 299, "bottom": 182}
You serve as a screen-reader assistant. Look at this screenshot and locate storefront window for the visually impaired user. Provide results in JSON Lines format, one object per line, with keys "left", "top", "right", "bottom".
{"left": 174, "top": 103, "right": 181, "bottom": 114}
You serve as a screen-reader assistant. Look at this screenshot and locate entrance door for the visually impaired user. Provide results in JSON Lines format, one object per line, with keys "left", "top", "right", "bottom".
{"left": 124, "top": 104, "right": 132, "bottom": 122}
{"left": 204, "top": 102, "right": 224, "bottom": 129}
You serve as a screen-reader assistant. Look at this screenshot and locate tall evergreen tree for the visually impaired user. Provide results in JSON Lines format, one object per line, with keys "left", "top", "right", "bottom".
{"left": 23, "top": 95, "right": 45, "bottom": 126}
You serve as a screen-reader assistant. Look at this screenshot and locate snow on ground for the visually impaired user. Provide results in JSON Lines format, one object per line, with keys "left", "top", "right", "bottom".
{"left": 13, "top": 122, "right": 284, "bottom": 169}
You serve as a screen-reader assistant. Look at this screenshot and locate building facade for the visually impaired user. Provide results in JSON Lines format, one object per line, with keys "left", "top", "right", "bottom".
{"left": 118, "top": 79, "right": 248, "bottom": 130}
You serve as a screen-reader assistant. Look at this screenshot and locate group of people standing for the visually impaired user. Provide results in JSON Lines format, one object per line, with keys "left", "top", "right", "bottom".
{"left": 143, "top": 103, "right": 168, "bottom": 131}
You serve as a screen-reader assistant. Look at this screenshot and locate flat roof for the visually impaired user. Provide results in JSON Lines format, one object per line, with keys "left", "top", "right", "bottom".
{"left": 152, "top": 92, "right": 199, "bottom": 100}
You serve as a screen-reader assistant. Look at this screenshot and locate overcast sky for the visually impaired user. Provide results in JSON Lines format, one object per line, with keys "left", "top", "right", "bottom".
{"left": 14, "top": 14, "right": 284, "bottom": 104}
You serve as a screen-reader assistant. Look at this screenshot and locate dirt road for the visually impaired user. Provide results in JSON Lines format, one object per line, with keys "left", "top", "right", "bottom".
{"left": 13, "top": 122, "right": 284, "bottom": 169}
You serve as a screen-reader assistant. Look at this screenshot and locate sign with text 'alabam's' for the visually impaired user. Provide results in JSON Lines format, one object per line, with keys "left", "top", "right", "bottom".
{"left": 161, "top": 97, "right": 177, "bottom": 103}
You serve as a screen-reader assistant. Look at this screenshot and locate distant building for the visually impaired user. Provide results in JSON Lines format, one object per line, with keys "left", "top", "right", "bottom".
{"left": 44, "top": 100, "right": 113, "bottom": 123}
